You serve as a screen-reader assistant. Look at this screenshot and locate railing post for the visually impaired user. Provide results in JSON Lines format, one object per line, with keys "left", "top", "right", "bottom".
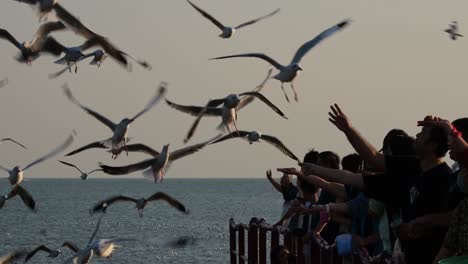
{"left": 284, "top": 232, "right": 293, "bottom": 253}
{"left": 239, "top": 225, "right": 246, "bottom": 264}
{"left": 296, "top": 236, "right": 304, "bottom": 264}
{"left": 259, "top": 223, "right": 267, "bottom": 264}
{"left": 230, "top": 218, "right": 237, "bottom": 264}
{"left": 248, "top": 218, "right": 259, "bottom": 264}
{"left": 271, "top": 226, "right": 279, "bottom": 252}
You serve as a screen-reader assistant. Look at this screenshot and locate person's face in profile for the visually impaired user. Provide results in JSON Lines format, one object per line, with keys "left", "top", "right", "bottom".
{"left": 414, "top": 127, "right": 430, "bottom": 155}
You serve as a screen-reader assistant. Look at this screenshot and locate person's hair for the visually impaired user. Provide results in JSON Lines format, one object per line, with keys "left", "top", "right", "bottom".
{"left": 341, "top": 153, "right": 362, "bottom": 173}
{"left": 303, "top": 149, "right": 319, "bottom": 164}
{"left": 319, "top": 151, "right": 340, "bottom": 169}
{"left": 452, "top": 118, "right": 468, "bottom": 141}
{"left": 299, "top": 178, "right": 318, "bottom": 194}
{"left": 388, "top": 135, "right": 416, "bottom": 156}
{"left": 426, "top": 126, "right": 449, "bottom": 157}
{"left": 381, "top": 129, "right": 408, "bottom": 152}
{"left": 271, "top": 245, "right": 289, "bottom": 264}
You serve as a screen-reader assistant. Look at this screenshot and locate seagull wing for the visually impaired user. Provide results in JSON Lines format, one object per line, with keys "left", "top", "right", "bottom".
{"left": 261, "top": 134, "right": 299, "bottom": 161}
{"left": 211, "top": 53, "right": 284, "bottom": 70}
{"left": 130, "top": 83, "right": 167, "bottom": 122}
{"left": 79, "top": 36, "right": 128, "bottom": 68}
{"left": 116, "top": 144, "right": 160, "bottom": 157}
{"left": 0, "top": 250, "right": 27, "bottom": 264}
{"left": 63, "top": 84, "right": 117, "bottom": 131}
{"left": 234, "top": 8, "right": 280, "bottom": 30}
{"left": 40, "top": 37, "right": 67, "bottom": 56}
{"left": 236, "top": 68, "right": 272, "bottom": 110}
{"left": 210, "top": 131, "right": 250, "bottom": 144}
{"left": 87, "top": 168, "right": 102, "bottom": 175}
{"left": 25, "top": 245, "right": 52, "bottom": 262}
{"left": 0, "top": 165, "right": 10, "bottom": 173}
{"left": 87, "top": 216, "right": 103, "bottom": 245}
{"left": 0, "top": 29, "right": 22, "bottom": 50}
{"left": 58, "top": 160, "right": 84, "bottom": 174}
{"left": 23, "top": 133, "right": 74, "bottom": 171}
{"left": 53, "top": 3, "right": 96, "bottom": 39}
{"left": 30, "top": 21, "right": 67, "bottom": 51}
{"left": 12, "top": 0, "right": 38, "bottom": 4}
{"left": 99, "top": 159, "right": 155, "bottom": 175}
{"left": 165, "top": 99, "right": 222, "bottom": 116}
{"left": 186, "top": 0, "right": 225, "bottom": 30}
{"left": 1, "top": 138, "right": 27, "bottom": 149}
{"left": 147, "top": 192, "right": 189, "bottom": 214}
{"left": 290, "top": 19, "right": 350, "bottom": 64}
{"left": 91, "top": 195, "right": 137, "bottom": 214}
{"left": 183, "top": 98, "right": 224, "bottom": 143}
{"left": 237, "top": 91, "right": 287, "bottom": 119}
{"left": 60, "top": 242, "right": 80, "bottom": 253}
{"left": 8, "top": 185, "right": 37, "bottom": 211}
{"left": 170, "top": 135, "right": 220, "bottom": 161}
{"left": 65, "top": 141, "right": 107, "bottom": 156}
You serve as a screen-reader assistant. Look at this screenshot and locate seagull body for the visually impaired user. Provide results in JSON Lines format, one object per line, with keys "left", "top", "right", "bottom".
{"left": 25, "top": 245, "right": 61, "bottom": 262}
{"left": 211, "top": 19, "right": 350, "bottom": 102}
{"left": 99, "top": 136, "right": 219, "bottom": 183}
{"left": 0, "top": 250, "right": 27, "bottom": 264}
{"left": 63, "top": 83, "right": 166, "bottom": 159}
{"left": 445, "top": 21, "right": 463, "bottom": 40}
{"left": 0, "top": 133, "right": 74, "bottom": 185}
{"left": 211, "top": 130, "right": 299, "bottom": 161}
{"left": 0, "top": 22, "right": 66, "bottom": 65}
{"left": 0, "top": 185, "right": 36, "bottom": 211}
{"left": 0, "top": 138, "right": 27, "bottom": 149}
{"left": 59, "top": 161, "right": 101, "bottom": 180}
{"left": 187, "top": 0, "right": 279, "bottom": 39}
{"left": 91, "top": 192, "right": 189, "bottom": 217}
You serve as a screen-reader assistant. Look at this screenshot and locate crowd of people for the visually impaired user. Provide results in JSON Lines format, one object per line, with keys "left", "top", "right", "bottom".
{"left": 267, "top": 104, "right": 468, "bottom": 264}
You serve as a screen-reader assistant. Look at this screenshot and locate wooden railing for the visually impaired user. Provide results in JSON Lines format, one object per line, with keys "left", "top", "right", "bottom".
{"left": 229, "top": 217, "right": 350, "bottom": 264}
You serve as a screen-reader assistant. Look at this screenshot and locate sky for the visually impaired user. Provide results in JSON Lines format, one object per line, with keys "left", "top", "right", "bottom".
{"left": 0, "top": 0, "right": 467, "bottom": 179}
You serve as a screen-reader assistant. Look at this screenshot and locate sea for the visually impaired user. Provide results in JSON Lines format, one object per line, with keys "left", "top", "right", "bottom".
{"left": 0, "top": 179, "right": 283, "bottom": 263}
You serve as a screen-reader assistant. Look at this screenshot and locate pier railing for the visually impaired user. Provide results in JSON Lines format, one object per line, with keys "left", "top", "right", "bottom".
{"left": 229, "top": 218, "right": 365, "bottom": 264}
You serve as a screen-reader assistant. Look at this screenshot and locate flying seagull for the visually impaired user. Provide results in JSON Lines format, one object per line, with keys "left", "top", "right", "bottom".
{"left": 210, "top": 130, "right": 299, "bottom": 161}
{"left": 99, "top": 135, "right": 220, "bottom": 183}
{"left": 0, "top": 138, "right": 27, "bottom": 149}
{"left": 25, "top": 245, "right": 62, "bottom": 262}
{"left": 166, "top": 69, "right": 285, "bottom": 142}
{"left": 0, "top": 249, "right": 27, "bottom": 264}
{"left": 0, "top": 185, "right": 36, "bottom": 211}
{"left": 445, "top": 21, "right": 463, "bottom": 40}
{"left": 59, "top": 160, "right": 102, "bottom": 180}
{"left": 0, "top": 21, "right": 67, "bottom": 65}
{"left": 63, "top": 83, "right": 166, "bottom": 159}
{"left": 91, "top": 192, "right": 189, "bottom": 217}
{"left": 211, "top": 19, "right": 351, "bottom": 102}
{"left": 0, "top": 132, "right": 74, "bottom": 185}
{"left": 52, "top": 4, "right": 150, "bottom": 70}
{"left": 187, "top": 0, "right": 280, "bottom": 38}
{"left": 0, "top": 78, "right": 8, "bottom": 88}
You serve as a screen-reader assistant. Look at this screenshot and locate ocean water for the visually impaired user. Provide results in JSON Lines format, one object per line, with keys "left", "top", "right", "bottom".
{"left": 0, "top": 179, "right": 283, "bottom": 263}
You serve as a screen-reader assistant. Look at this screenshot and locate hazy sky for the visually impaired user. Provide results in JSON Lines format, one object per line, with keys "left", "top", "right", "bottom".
{"left": 0, "top": 0, "right": 466, "bottom": 179}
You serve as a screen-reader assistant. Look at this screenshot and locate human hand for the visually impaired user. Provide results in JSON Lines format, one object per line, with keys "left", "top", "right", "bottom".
{"left": 277, "top": 167, "right": 303, "bottom": 177}
{"left": 328, "top": 104, "right": 352, "bottom": 133}
{"left": 297, "top": 162, "right": 319, "bottom": 176}
{"left": 417, "top": 116, "right": 452, "bottom": 134}
{"left": 266, "top": 169, "right": 272, "bottom": 179}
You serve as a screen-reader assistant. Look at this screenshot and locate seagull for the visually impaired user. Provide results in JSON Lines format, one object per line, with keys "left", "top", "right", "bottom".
{"left": 52, "top": 4, "right": 150, "bottom": 70}
{"left": 0, "top": 185, "right": 36, "bottom": 211}
{"left": 0, "top": 78, "right": 8, "bottom": 88}
{"left": 211, "top": 19, "right": 351, "bottom": 102}
{"left": 445, "top": 21, "right": 463, "bottom": 40}
{"left": 0, "top": 138, "right": 27, "bottom": 149}
{"left": 58, "top": 160, "right": 102, "bottom": 180}
{"left": 210, "top": 130, "right": 299, "bottom": 161}
{"left": 0, "top": 249, "right": 27, "bottom": 264}
{"left": 187, "top": 0, "right": 280, "bottom": 39}
{"left": 12, "top": 0, "right": 57, "bottom": 21}
{"left": 63, "top": 83, "right": 166, "bottom": 159}
{"left": 61, "top": 217, "right": 131, "bottom": 264}
{"left": 99, "top": 135, "right": 220, "bottom": 183}
{"left": 91, "top": 192, "right": 189, "bottom": 217}
{"left": 0, "top": 132, "right": 74, "bottom": 185}
{"left": 25, "top": 245, "right": 62, "bottom": 262}
{"left": 0, "top": 21, "right": 66, "bottom": 65}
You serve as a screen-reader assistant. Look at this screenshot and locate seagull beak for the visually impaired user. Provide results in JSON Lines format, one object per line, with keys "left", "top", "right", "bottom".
{"left": 298, "top": 66, "right": 303, "bottom": 71}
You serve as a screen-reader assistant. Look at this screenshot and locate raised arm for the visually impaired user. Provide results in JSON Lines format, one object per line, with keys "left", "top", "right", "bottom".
{"left": 300, "top": 175, "right": 346, "bottom": 200}
{"left": 329, "top": 104, "right": 385, "bottom": 171}
{"left": 266, "top": 169, "right": 282, "bottom": 193}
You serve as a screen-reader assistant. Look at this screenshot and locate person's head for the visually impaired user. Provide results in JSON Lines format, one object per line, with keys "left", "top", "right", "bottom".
{"left": 386, "top": 134, "right": 416, "bottom": 156}
{"left": 450, "top": 118, "right": 468, "bottom": 162}
{"left": 271, "top": 245, "right": 290, "bottom": 264}
{"left": 280, "top": 174, "right": 292, "bottom": 187}
{"left": 341, "top": 153, "right": 362, "bottom": 173}
{"left": 381, "top": 129, "right": 408, "bottom": 153}
{"left": 299, "top": 177, "right": 319, "bottom": 196}
{"left": 303, "top": 149, "right": 320, "bottom": 164}
{"left": 318, "top": 151, "right": 340, "bottom": 169}
{"left": 414, "top": 117, "right": 449, "bottom": 158}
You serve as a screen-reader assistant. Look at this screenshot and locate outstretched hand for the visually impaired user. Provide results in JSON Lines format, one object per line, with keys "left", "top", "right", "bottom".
{"left": 328, "top": 104, "right": 352, "bottom": 133}
{"left": 277, "top": 167, "right": 303, "bottom": 177}
{"left": 417, "top": 116, "right": 452, "bottom": 134}
{"left": 266, "top": 169, "right": 272, "bottom": 179}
